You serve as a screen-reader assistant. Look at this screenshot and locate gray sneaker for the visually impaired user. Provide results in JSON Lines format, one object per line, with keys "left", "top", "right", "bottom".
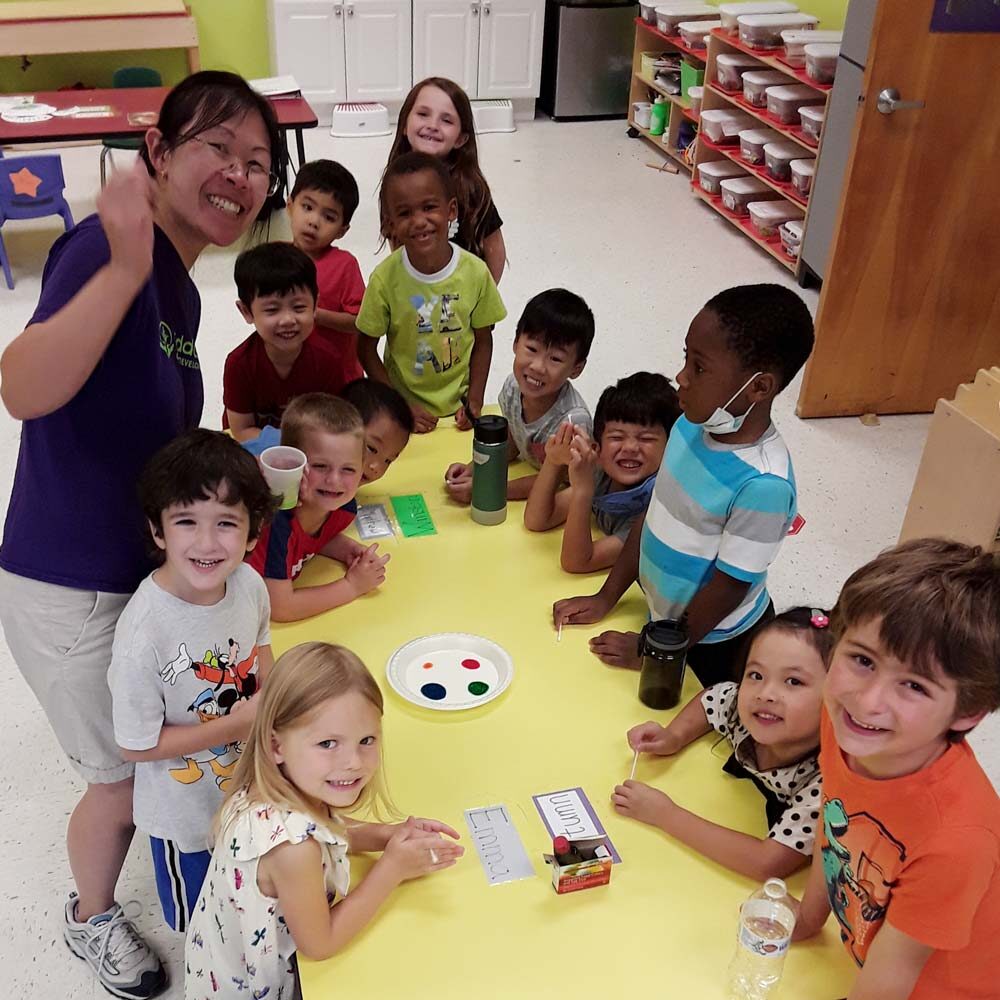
{"left": 63, "top": 893, "right": 167, "bottom": 999}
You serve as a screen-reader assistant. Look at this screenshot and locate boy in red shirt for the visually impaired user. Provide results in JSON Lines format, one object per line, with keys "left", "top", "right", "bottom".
{"left": 223, "top": 242, "right": 347, "bottom": 440}
{"left": 794, "top": 538, "right": 1000, "bottom": 1000}
{"left": 286, "top": 160, "right": 366, "bottom": 383}
{"left": 245, "top": 393, "right": 389, "bottom": 621}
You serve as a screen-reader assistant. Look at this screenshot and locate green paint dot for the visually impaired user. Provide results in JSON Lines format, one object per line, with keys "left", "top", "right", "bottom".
{"left": 468, "top": 681, "right": 489, "bottom": 697}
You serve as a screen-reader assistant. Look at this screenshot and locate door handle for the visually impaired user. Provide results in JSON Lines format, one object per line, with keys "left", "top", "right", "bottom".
{"left": 471, "top": 1, "right": 479, "bottom": 11}
{"left": 334, "top": 2, "right": 342, "bottom": 13}
{"left": 876, "top": 88, "right": 924, "bottom": 115}
{"left": 346, "top": 4, "right": 354, "bottom": 14}
{"left": 483, "top": 2, "right": 490, "bottom": 13}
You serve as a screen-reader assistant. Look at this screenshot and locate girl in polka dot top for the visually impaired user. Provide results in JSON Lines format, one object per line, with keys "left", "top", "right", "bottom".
{"left": 612, "top": 608, "right": 833, "bottom": 880}
{"left": 185, "top": 642, "right": 464, "bottom": 1000}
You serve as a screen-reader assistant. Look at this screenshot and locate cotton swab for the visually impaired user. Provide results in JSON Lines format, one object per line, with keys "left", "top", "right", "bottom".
{"left": 628, "top": 749, "right": 639, "bottom": 782}
{"left": 430, "top": 848, "right": 439, "bottom": 865}
{"left": 557, "top": 621, "right": 563, "bottom": 643}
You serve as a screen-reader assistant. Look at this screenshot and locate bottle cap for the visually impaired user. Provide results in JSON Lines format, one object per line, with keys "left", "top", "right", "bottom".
{"left": 763, "top": 878, "right": 787, "bottom": 899}
{"left": 474, "top": 414, "right": 508, "bottom": 445}
{"left": 553, "top": 836, "right": 571, "bottom": 855}
{"left": 641, "top": 618, "right": 688, "bottom": 655}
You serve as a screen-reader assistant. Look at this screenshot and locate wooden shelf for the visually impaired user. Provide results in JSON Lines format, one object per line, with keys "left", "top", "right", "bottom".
{"left": 633, "top": 73, "right": 699, "bottom": 124}
{"left": 706, "top": 83, "right": 819, "bottom": 150}
{"left": 698, "top": 134, "right": 810, "bottom": 206}
{"left": 708, "top": 27, "right": 832, "bottom": 94}
{"left": 691, "top": 186, "right": 797, "bottom": 271}
{"left": 628, "top": 116, "right": 692, "bottom": 170}
{"left": 634, "top": 17, "right": 707, "bottom": 63}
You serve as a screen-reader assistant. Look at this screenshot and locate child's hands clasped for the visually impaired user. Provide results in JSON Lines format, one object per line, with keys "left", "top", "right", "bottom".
{"left": 381, "top": 816, "right": 464, "bottom": 883}
{"left": 543, "top": 422, "right": 578, "bottom": 467}
{"left": 345, "top": 543, "right": 390, "bottom": 596}
{"left": 611, "top": 781, "right": 675, "bottom": 828}
{"left": 444, "top": 462, "right": 473, "bottom": 505}
{"left": 567, "top": 432, "right": 598, "bottom": 489}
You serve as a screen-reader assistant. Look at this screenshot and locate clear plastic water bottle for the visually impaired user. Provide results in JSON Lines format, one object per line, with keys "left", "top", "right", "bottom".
{"left": 727, "top": 878, "right": 796, "bottom": 1000}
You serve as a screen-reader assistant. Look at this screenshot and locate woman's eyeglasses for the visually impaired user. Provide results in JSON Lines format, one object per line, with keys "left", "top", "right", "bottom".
{"left": 191, "top": 135, "right": 280, "bottom": 197}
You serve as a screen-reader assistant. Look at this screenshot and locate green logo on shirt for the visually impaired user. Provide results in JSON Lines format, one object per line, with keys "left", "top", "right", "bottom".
{"left": 159, "top": 321, "right": 200, "bottom": 370}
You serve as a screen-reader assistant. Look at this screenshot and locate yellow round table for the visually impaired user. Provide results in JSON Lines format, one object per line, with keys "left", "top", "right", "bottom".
{"left": 276, "top": 424, "right": 854, "bottom": 999}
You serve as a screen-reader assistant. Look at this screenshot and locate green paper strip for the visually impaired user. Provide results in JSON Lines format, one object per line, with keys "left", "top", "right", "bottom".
{"left": 390, "top": 494, "right": 437, "bottom": 538}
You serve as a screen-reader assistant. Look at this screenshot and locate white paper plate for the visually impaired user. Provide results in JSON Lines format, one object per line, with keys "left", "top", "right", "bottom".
{"left": 386, "top": 633, "right": 513, "bottom": 711}
{"left": 1, "top": 105, "right": 55, "bottom": 124}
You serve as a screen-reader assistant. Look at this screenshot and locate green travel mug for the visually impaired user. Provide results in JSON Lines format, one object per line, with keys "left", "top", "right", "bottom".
{"left": 471, "top": 415, "right": 508, "bottom": 525}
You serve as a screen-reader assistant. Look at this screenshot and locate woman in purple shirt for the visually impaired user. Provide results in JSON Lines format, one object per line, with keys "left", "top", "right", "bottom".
{"left": 0, "top": 72, "right": 280, "bottom": 998}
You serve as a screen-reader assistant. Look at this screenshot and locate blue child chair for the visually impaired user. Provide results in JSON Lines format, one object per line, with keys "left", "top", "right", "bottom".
{"left": 0, "top": 154, "right": 75, "bottom": 290}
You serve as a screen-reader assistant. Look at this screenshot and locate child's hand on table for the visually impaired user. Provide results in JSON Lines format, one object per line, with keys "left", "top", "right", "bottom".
{"left": 455, "top": 400, "right": 480, "bottom": 431}
{"left": 345, "top": 544, "right": 390, "bottom": 596}
{"left": 627, "top": 721, "right": 680, "bottom": 756}
{"left": 380, "top": 818, "right": 465, "bottom": 882}
{"left": 552, "top": 593, "right": 612, "bottom": 627}
{"left": 610, "top": 780, "right": 675, "bottom": 829}
{"left": 410, "top": 403, "right": 439, "bottom": 434}
{"left": 444, "top": 462, "right": 473, "bottom": 505}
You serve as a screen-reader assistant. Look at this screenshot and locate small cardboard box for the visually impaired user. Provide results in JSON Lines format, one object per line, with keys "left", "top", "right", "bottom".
{"left": 544, "top": 837, "right": 613, "bottom": 894}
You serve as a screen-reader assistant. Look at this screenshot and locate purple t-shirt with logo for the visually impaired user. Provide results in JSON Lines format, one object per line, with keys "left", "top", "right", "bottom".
{"left": 0, "top": 215, "right": 202, "bottom": 594}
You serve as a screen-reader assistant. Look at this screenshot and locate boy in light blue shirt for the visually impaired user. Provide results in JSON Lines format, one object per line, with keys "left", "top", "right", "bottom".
{"left": 554, "top": 284, "right": 814, "bottom": 686}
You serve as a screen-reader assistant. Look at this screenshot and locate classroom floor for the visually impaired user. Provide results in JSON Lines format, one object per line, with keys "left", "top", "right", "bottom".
{"left": 0, "top": 117, "right": 996, "bottom": 997}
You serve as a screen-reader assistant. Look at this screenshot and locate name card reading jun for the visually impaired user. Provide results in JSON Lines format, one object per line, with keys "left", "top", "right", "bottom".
{"left": 532, "top": 787, "right": 622, "bottom": 863}
{"left": 463, "top": 804, "right": 536, "bottom": 885}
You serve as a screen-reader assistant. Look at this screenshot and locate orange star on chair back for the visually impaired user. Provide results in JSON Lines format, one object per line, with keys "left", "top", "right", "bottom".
{"left": 9, "top": 166, "right": 43, "bottom": 198}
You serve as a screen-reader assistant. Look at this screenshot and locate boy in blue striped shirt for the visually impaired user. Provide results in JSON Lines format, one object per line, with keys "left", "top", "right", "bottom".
{"left": 554, "top": 285, "right": 814, "bottom": 686}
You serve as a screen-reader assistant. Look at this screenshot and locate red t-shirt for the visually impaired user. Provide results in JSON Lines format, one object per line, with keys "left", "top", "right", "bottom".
{"left": 312, "top": 245, "right": 365, "bottom": 384}
{"left": 818, "top": 707, "right": 1000, "bottom": 999}
{"left": 246, "top": 501, "right": 357, "bottom": 581}
{"left": 222, "top": 332, "right": 347, "bottom": 430}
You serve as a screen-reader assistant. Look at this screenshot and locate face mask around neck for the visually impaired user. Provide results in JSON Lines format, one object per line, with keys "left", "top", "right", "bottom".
{"left": 693, "top": 371, "right": 763, "bottom": 435}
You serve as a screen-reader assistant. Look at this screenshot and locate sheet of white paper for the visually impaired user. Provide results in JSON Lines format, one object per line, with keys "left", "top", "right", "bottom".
{"left": 534, "top": 788, "right": 601, "bottom": 840}
{"left": 464, "top": 804, "right": 536, "bottom": 885}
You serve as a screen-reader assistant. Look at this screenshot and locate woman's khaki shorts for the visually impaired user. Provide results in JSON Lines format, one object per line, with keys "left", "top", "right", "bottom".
{"left": 0, "top": 567, "right": 133, "bottom": 784}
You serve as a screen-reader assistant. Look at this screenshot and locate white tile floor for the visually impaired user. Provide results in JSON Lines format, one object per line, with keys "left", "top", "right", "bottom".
{"left": 0, "top": 118, "right": 997, "bottom": 997}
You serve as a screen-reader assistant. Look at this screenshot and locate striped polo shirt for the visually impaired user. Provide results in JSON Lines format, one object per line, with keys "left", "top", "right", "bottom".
{"left": 639, "top": 415, "right": 796, "bottom": 643}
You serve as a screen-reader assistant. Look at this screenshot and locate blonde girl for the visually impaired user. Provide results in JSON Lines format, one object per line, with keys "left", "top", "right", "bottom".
{"left": 185, "top": 642, "right": 462, "bottom": 999}
{"left": 381, "top": 76, "right": 506, "bottom": 282}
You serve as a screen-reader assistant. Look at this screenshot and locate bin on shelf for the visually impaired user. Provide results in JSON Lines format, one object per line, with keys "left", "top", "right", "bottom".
{"left": 720, "top": 175, "right": 782, "bottom": 215}
{"left": 799, "top": 104, "right": 826, "bottom": 142}
{"left": 743, "top": 70, "right": 791, "bottom": 108}
{"left": 716, "top": 52, "right": 762, "bottom": 91}
{"left": 763, "top": 139, "right": 808, "bottom": 181}
{"left": 718, "top": 1, "right": 799, "bottom": 35}
{"left": 739, "top": 12, "right": 818, "bottom": 49}
{"left": 697, "top": 158, "right": 747, "bottom": 194}
{"left": 640, "top": 1, "right": 659, "bottom": 23}
{"left": 701, "top": 108, "right": 756, "bottom": 143}
{"left": 739, "top": 127, "right": 781, "bottom": 164}
{"left": 789, "top": 157, "right": 814, "bottom": 196}
{"left": 678, "top": 19, "right": 722, "bottom": 48}
{"left": 655, "top": 4, "right": 717, "bottom": 35}
{"left": 687, "top": 84, "right": 704, "bottom": 116}
{"left": 765, "top": 83, "right": 825, "bottom": 124}
{"left": 779, "top": 219, "right": 803, "bottom": 257}
{"left": 804, "top": 42, "right": 840, "bottom": 84}
{"left": 782, "top": 29, "right": 842, "bottom": 66}
{"left": 680, "top": 59, "right": 705, "bottom": 97}
{"left": 748, "top": 198, "right": 804, "bottom": 238}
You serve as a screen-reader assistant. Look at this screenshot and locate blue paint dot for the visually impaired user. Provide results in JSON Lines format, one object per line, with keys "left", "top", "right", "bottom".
{"left": 420, "top": 682, "right": 447, "bottom": 701}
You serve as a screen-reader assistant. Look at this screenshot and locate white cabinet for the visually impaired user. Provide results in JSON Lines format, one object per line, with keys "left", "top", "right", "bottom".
{"left": 411, "top": 0, "right": 543, "bottom": 99}
{"left": 271, "top": 0, "right": 411, "bottom": 119}
{"left": 271, "top": 0, "right": 348, "bottom": 112}
{"left": 271, "top": 0, "right": 542, "bottom": 119}
{"left": 344, "top": 0, "right": 412, "bottom": 103}
{"left": 477, "top": 0, "right": 543, "bottom": 99}
{"left": 412, "top": 0, "right": 480, "bottom": 95}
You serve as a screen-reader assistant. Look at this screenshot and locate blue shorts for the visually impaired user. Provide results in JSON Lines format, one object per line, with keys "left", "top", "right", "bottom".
{"left": 149, "top": 837, "right": 211, "bottom": 932}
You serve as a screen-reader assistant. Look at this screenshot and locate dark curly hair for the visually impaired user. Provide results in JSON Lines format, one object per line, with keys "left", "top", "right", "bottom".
{"left": 139, "top": 429, "right": 278, "bottom": 558}
{"left": 704, "top": 284, "right": 815, "bottom": 390}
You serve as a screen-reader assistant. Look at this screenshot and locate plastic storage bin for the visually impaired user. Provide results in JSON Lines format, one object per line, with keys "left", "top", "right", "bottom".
{"left": 789, "top": 157, "right": 814, "bottom": 196}
{"left": 781, "top": 29, "right": 842, "bottom": 66}
{"left": 766, "top": 83, "right": 825, "bottom": 123}
{"left": 718, "top": 2, "right": 799, "bottom": 34}
{"left": 655, "top": 4, "right": 717, "bottom": 35}
{"left": 805, "top": 42, "right": 840, "bottom": 84}
{"left": 701, "top": 109, "right": 756, "bottom": 143}
{"left": 720, "top": 176, "right": 781, "bottom": 215}
{"left": 799, "top": 104, "right": 826, "bottom": 142}
{"left": 738, "top": 127, "right": 781, "bottom": 163}
{"left": 739, "top": 12, "right": 818, "bottom": 49}
{"left": 680, "top": 59, "right": 705, "bottom": 96}
{"left": 640, "top": 1, "right": 659, "bottom": 22}
{"left": 716, "top": 53, "right": 763, "bottom": 91}
{"left": 678, "top": 20, "right": 721, "bottom": 48}
{"left": 763, "top": 140, "right": 807, "bottom": 180}
{"left": 697, "top": 158, "right": 748, "bottom": 194}
{"left": 748, "top": 199, "right": 804, "bottom": 238}
{"left": 687, "top": 85, "right": 704, "bottom": 117}
{"left": 742, "top": 70, "right": 791, "bottom": 107}
{"left": 779, "top": 219, "right": 803, "bottom": 257}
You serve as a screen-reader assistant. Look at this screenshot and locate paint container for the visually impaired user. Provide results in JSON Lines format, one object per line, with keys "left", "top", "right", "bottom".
{"left": 545, "top": 836, "right": 614, "bottom": 894}
{"left": 553, "top": 836, "right": 584, "bottom": 866}
{"left": 470, "top": 414, "right": 509, "bottom": 525}
{"left": 638, "top": 618, "right": 689, "bottom": 709}
{"left": 633, "top": 101, "right": 653, "bottom": 129}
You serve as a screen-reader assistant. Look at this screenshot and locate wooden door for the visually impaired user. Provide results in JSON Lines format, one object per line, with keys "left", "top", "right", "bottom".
{"left": 797, "top": 0, "right": 1000, "bottom": 418}
{"left": 344, "top": 0, "right": 412, "bottom": 103}
{"left": 271, "top": 0, "right": 347, "bottom": 118}
{"left": 412, "top": 0, "right": 481, "bottom": 96}
{"left": 476, "top": 0, "right": 544, "bottom": 99}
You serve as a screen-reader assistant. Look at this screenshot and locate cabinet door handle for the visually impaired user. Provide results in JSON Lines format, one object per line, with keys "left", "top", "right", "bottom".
{"left": 346, "top": 4, "right": 354, "bottom": 14}
{"left": 483, "top": 3, "right": 490, "bottom": 12}
{"left": 334, "top": 4, "right": 342, "bottom": 13}
{"left": 471, "top": 1, "right": 479, "bottom": 11}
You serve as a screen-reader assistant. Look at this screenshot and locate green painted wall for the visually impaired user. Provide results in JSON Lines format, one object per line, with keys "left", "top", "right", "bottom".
{"left": 0, "top": 0, "right": 273, "bottom": 92}
{"left": 705, "top": 0, "right": 848, "bottom": 29}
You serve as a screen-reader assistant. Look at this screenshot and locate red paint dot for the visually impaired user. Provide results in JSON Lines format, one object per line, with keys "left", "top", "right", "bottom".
{"left": 461, "top": 658, "right": 481, "bottom": 670}
{"left": 422, "top": 661, "right": 434, "bottom": 670}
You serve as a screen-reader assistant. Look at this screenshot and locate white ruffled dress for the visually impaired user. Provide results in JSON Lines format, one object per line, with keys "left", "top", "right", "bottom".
{"left": 185, "top": 791, "right": 350, "bottom": 1000}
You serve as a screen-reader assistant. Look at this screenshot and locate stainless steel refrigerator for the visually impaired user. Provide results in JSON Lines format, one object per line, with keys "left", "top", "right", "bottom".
{"left": 799, "top": 0, "right": 877, "bottom": 284}
{"left": 538, "top": 0, "right": 638, "bottom": 120}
